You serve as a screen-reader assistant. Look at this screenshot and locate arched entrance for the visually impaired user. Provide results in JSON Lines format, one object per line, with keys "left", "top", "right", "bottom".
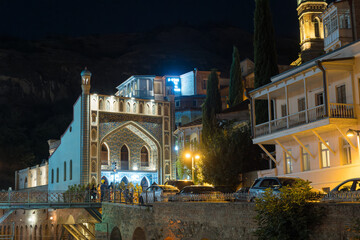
{"left": 101, "top": 176, "right": 109, "bottom": 186}
{"left": 140, "top": 177, "right": 149, "bottom": 190}
{"left": 120, "top": 177, "right": 129, "bottom": 185}
{"left": 120, "top": 145, "right": 129, "bottom": 170}
{"left": 132, "top": 227, "right": 146, "bottom": 240}
{"left": 110, "top": 227, "right": 122, "bottom": 240}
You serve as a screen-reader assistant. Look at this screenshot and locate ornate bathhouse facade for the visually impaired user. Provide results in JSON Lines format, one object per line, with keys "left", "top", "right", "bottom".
{"left": 48, "top": 69, "right": 174, "bottom": 191}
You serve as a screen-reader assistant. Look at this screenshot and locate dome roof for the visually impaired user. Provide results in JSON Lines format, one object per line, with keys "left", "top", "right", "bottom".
{"left": 81, "top": 67, "right": 92, "bottom": 77}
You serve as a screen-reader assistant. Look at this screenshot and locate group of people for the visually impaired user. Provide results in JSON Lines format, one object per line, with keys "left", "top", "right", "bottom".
{"left": 87, "top": 180, "right": 134, "bottom": 203}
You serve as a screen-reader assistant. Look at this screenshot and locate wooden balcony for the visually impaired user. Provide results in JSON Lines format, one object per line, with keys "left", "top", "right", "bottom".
{"left": 254, "top": 103, "right": 355, "bottom": 138}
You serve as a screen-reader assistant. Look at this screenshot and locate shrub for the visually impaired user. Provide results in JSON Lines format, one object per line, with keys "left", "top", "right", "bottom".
{"left": 254, "top": 180, "right": 323, "bottom": 240}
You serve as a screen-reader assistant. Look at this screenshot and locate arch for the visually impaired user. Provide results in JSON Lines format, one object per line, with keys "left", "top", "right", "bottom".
{"left": 113, "top": 101, "right": 118, "bottom": 111}
{"left": 24, "top": 177, "right": 28, "bottom": 188}
{"left": 127, "top": 102, "right": 130, "bottom": 112}
{"left": 99, "top": 99, "right": 104, "bottom": 110}
{"left": 140, "top": 177, "right": 149, "bottom": 190}
{"left": 133, "top": 103, "right": 137, "bottom": 113}
{"left": 146, "top": 104, "right": 150, "bottom": 114}
{"left": 100, "top": 143, "right": 110, "bottom": 166}
{"left": 101, "top": 176, "right": 109, "bottom": 186}
{"left": 110, "top": 227, "right": 122, "bottom": 240}
{"left": 139, "top": 103, "right": 143, "bottom": 114}
{"left": 120, "top": 145, "right": 129, "bottom": 170}
{"left": 120, "top": 176, "right": 129, "bottom": 185}
{"left": 106, "top": 100, "right": 110, "bottom": 111}
{"left": 119, "top": 102, "right": 124, "bottom": 112}
{"left": 91, "top": 160, "right": 97, "bottom": 172}
{"left": 91, "top": 129, "right": 97, "bottom": 141}
{"left": 91, "top": 176, "right": 97, "bottom": 186}
{"left": 100, "top": 121, "right": 162, "bottom": 171}
{"left": 314, "top": 17, "right": 320, "bottom": 38}
{"left": 132, "top": 227, "right": 146, "bottom": 240}
{"left": 152, "top": 105, "right": 155, "bottom": 115}
{"left": 141, "top": 146, "right": 149, "bottom": 167}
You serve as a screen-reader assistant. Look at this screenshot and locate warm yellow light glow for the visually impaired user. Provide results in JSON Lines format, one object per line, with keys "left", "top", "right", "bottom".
{"left": 185, "top": 153, "right": 191, "bottom": 159}
{"left": 195, "top": 155, "right": 200, "bottom": 160}
{"left": 347, "top": 129, "right": 355, "bottom": 137}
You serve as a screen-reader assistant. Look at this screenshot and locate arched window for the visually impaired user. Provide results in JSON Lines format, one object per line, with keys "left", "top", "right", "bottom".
{"left": 64, "top": 162, "right": 66, "bottom": 181}
{"left": 113, "top": 101, "right": 117, "bottom": 111}
{"left": 141, "top": 147, "right": 149, "bottom": 167}
{"left": 133, "top": 103, "right": 136, "bottom": 113}
{"left": 314, "top": 18, "right": 320, "bottom": 38}
{"left": 120, "top": 145, "right": 129, "bottom": 170}
{"left": 101, "top": 143, "right": 109, "bottom": 165}
{"left": 99, "top": 99, "right": 104, "bottom": 110}
{"left": 152, "top": 105, "right": 155, "bottom": 114}
{"left": 120, "top": 176, "right": 129, "bottom": 185}
{"left": 139, "top": 103, "right": 143, "bottom": 114}
{"left": 25, "top": 177, "right": 28, "bottom": 188}
{"left": 70, "top": 160, "right": 72, "bottom": 180}
{"left": 119, "top": 102, "right": 124, "bottom": 112}
{"left": 147, "top": 104, "right": 151, "bottom": 114}
{"left": 140, "top": 177, "right": 149, "bottom": 190}
{"left": 106, "top": 100, "right": 110, "bottom": 110}
{"left": 127, "top": 102, "right": 130, "bottom": 112}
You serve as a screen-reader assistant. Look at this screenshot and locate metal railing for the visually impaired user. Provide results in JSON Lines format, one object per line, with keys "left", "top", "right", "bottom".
{"left": 254, "top": 103, "right": 355, "bottom": 138}
{"left": 322, "top": 192, "right": 360, "bottom": 202}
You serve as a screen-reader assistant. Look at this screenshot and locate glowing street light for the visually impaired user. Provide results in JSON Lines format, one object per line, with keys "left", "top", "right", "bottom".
{"left": 184, "top": 152, "right": 200, "bottom": 181}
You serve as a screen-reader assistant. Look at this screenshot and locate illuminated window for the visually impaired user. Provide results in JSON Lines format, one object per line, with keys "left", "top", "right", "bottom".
{"left": 301, "top": 145, "right": 310, "bottom": 171}
{"left": 321, "top": 141, "right": 330, "bottom": 168}
{"left": 121, "top": 145, "right": 129, "bottom": 170}
{"left": 101, "top": 143, "right": 109, "bottom": 165}
{"left": 342, "top": 139, "right": 352, "bottom": 165}
{"left": 336, "top": 85, "right": 346, "bottom": 104}
{"left": 285, "top": 150, "right": 293, "bottom": 174}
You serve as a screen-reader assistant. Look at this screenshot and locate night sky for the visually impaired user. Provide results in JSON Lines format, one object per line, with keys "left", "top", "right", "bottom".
{"left": 0, "top": 0, "right": 299, "bottom": 39}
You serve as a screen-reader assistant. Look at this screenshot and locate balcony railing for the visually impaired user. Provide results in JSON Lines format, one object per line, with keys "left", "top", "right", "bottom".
{"left": 254, "top": 103, "right": 355, "bottom": 138}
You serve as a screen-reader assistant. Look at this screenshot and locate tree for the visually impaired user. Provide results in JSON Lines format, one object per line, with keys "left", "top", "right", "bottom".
{"left": 202, "top": 69, "right": 222, "bottom": 144}
{"left": 229, "top": 46, "right": 244, "bottom": 107}
{"left": 254, "top": 0, "right": 279, "bottom": 124}
{"left": 201, "top": 126, "right": 263, "bottom": 187}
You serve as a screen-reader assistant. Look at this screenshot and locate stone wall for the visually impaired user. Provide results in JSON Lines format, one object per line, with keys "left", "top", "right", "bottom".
{"left": 96, "top": 202, "right": 360, "bottom": 240}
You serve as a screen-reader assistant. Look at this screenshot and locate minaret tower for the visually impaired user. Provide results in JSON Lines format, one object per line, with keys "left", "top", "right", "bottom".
{"left": 297, "top": 0, "right": 327, "bottom": 63}
{"left": 80, "top": 67, "right": 91, "bottom": 186}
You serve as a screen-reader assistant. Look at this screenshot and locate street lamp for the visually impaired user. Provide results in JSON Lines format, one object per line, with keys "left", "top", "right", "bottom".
{"left": 185, "top": 152, "right": 200, "bottom": 181}
{"left": 346, "top": 129, "right": 360, "bottom": 163}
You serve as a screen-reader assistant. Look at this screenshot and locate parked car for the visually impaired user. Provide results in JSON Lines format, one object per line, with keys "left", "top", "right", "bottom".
{"left": 248, "top": 177, "right": 315, "bottom": 202}
{"left": 234, "top": 187, "right": 250, "bottom": 202}
{"left": 169, "top": 185, "right": 223, "bottom": 202}
{"left": 330, "top": 178, "right": 360, "bottom": 193}
{"left": 139, "top": 185, "right": 179, "bottom": 204}
{"left": 164, "top": 180, "right": 194, "bottom": 191}
{"left": 214, "top": 185, "right": 236, "bottom": 194}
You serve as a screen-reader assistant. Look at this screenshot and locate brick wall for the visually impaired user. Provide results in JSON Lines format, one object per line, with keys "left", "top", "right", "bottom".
{"left": 97, "top": 202, "right": 360, "bottom": 240}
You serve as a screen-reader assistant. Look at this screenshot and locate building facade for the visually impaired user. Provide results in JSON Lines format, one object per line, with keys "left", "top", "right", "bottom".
{"left": 250, "top": 40, "right": 360, "bottom": 191}
{"left": 48, "top": 69, "right": 174, "bottom": 191}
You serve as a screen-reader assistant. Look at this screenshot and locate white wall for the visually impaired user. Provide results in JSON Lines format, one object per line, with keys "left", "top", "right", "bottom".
{"left": 48, "top": 97, "right": 82, "bottom": 191}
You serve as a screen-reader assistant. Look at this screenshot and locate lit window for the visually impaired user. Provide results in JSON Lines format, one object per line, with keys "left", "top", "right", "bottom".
{"left": 285, "top": 150, "right": 293, "bottom": 174}
{"left": 301, "top": 145, "right": 310, "bottom": 171}
{"left": 141, "top": 147, "right": 149, "bottom": 167}
{"left": 321, "top": 141, "right": 330, "bottom": 168}
{"left": 342, "top": 139, "right": 352, "bottom": 165}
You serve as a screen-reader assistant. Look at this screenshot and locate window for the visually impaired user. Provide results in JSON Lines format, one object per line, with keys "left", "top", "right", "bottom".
{"left": 175, "top": 101, "right": 180, "bottom": 107}
{"left": 56, "top": 168, "right": 59, "bottom": 183}
{"left": 342, "top": 139, "right": 352, "bottom": 165}
{"left": 119, "top": 102, "right": 124, "bottom": 112}
{"left": 281, "top": 104, "right": 287, "bottom": 117}
{"left": 133, "top": 103, "right": 136, "bottom": 113}
{"left": 336, "top": 85, "right": 346, "bottom": 103}
{"left": 127, "top": 102, "right": 130, "bottom": 112}
{"left": 321, "top": 141, "right": 330, "bottom": 168}
{"left": 70, "top": 160, "right": 72, "bottom": 180}
{"left": 314, "top": 18, "right": 320, "bottom": 38}
{"left": 139, "top": 104, "right": 143, "bottom": 114}
{"left": 154, "top": 82, "right": 162, "bottom": 94}
{"left": 158, "top": 105, "right": 161, "bottom": 115}
{"left": 202, "top": 80, "right": 207, "bottom": 90}
{"left": 100, "top": 143, "right": 109, "bottom": 165}
{"left": 315, "top": 92, "right": 324, "bottom": 106}
{"left": 51, "top": 169, "right": 54, "bottom": 184}
{"left": 64, "top": 162, "right": 66, "bottom": 181}
{"left": 301, "top": 145, "right": 310, "bottom": 171}
{"left": 120, "top": 145, "right": 129, "bottom": 170}
{"left": 285, "top": 150, "right": 293, "bottom": 174}
{"left": 298, "top": 98, "right": 305, "bottom": 112}
{"left": 141, "top": 147, "right": 149, "bottom": 167}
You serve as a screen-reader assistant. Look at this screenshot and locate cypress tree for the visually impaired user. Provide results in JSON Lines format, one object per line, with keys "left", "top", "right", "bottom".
{"left": 254, "top": 0, "right": 279, "bottom": 123}
{"left": 229, "top": 46, "right": 244, "bottom": 107}
{"left": 202, "top": 69, "right": 222, "bottom": 143}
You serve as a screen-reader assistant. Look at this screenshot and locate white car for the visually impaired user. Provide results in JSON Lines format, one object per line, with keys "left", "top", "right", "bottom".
{"left": 139, "top": 185, "right": 179, "bottom": 204}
